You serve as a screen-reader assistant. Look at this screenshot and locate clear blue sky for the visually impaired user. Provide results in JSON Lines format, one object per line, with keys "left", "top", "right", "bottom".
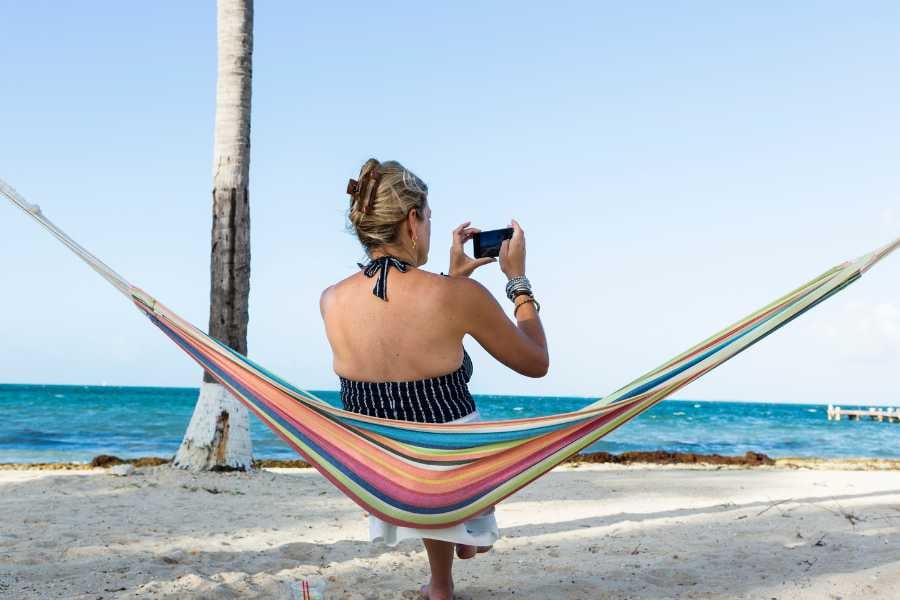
{"left": 2, "top": 2, "right": 898, "bottom": 405}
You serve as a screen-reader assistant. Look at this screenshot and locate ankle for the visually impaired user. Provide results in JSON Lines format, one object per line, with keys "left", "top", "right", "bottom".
{"left": 422, "top": 580, "right": 454, "bottom": 600}
{"left": 429, "top": 577, "right": 453, "bottom": 591}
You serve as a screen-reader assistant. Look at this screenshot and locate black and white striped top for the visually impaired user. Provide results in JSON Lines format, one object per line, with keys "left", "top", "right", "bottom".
{"left": 339, "top": 350, "right": 476, "bottom": 423}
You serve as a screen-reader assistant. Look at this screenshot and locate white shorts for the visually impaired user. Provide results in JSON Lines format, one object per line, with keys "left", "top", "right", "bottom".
{"left": 368, "top": 410, "right": 500, "bottom": 547}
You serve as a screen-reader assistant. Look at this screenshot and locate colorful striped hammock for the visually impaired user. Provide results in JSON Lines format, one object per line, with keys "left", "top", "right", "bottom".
{"left": 3, "top": 178, "right": 898, "bottom": 529}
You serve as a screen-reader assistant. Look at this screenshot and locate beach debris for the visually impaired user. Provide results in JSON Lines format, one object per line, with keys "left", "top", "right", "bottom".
{"left": 287, "top": 576, "right": 327, "bottom": 599}
{"left": 775, "top": 458, "right": 900, "bottom": 470}
{"left": 91, "top": 454, "right": 123, "bottom": 467}
{"left": 107, "top": 464, "right": 134, "bottom": 477}
{"left": 179, "top": 484, "right": 244, "bottom": 495}
{"left": 570, "top": 450, "right": 775, "bottom": 467}
{"left": 842, "top": 511, "right": 864, "bottom": 527}
{"left": 253, "top": 458, "right": 312, "bottom": 468}
{"left": 818, "top": 502, "right": 866, "bottom": 528}
{"left": 41, "top": 452, "right": 900, "bottom": 473}
{"left": 756, "top": 498, "right": 793, "bottom": 517}
{"left": 90, "top": 455, "right": 169, "bottom": 468}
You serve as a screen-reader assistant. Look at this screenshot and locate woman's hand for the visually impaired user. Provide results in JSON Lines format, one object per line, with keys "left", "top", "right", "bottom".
{"left": 499, "top": 219, "right": 526, "bottom": 279}
{"left": 448, "top": 221, "right": 496, "bottom": 277}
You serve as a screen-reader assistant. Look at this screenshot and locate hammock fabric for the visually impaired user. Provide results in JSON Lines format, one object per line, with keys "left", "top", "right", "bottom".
{"left": 3, "top": 178, "right": 898, "bottom": 529}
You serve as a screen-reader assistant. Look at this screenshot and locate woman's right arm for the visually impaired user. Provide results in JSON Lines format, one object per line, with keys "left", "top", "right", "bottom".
{"left": 455, "top": 219, "right": 549, "bottom": 377}
{"left": 460, "top": 280, "right": 548, "bottom": 377}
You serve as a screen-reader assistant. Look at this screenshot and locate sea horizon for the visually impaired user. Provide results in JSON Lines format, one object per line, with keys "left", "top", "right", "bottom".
{"left": 5, "top": 380, "right": 897, "bottom": 407}
{"left": 2, "top": 383, "right": 898, "bottom": 464}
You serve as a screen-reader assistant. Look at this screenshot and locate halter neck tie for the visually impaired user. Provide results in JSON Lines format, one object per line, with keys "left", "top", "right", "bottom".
{"left": 358, "top": 255, "right": 409, "bottom": 301}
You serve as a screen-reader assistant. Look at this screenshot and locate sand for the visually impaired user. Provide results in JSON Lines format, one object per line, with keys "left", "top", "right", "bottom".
{"left": 1, "top": 463, "right": 898, "bottom": 599}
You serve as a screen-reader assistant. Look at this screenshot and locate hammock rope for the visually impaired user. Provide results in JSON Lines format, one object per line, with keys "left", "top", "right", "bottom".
{"left": 3, "top": 177, "right": 898, "bottom": 527}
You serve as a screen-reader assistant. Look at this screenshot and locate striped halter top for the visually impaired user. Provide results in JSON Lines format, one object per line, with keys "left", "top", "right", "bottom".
{"left": 338, "top": 255, "right": 477, "bottom": 424}
{"left": 339, "top": 350, "right": 476, "bottom": 423}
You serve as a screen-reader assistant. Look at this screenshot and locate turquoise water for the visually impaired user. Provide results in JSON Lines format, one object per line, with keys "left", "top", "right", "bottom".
{"left": 1, "top": 383, "right": 898, "bottom": 463}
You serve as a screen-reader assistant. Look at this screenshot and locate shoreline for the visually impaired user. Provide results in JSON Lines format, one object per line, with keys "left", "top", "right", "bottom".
{"left": 3, "top": 450, "right": 899, "bottom": 471}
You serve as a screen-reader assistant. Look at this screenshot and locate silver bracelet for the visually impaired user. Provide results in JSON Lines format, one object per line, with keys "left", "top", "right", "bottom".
{"left": 505, "top": 275, "right": 532, "bottom": 301}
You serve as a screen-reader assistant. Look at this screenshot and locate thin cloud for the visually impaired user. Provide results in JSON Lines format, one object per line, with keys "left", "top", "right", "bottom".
{"left": 810, "top": 301, "right": 899, "bottom": 362}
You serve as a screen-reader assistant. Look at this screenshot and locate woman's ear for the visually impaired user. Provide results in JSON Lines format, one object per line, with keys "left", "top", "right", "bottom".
{"left": 407, "top": 208, "right": 419, "bottom": 238}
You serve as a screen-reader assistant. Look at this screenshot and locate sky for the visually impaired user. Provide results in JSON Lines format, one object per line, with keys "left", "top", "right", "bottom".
{"left": 1, "top": 2, "right": 898, "bottom": 405}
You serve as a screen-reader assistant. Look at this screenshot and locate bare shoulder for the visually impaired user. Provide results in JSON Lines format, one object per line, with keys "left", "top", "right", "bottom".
{"left": 319, "top": 284, "right": 336, "bottom": 319}
{"left": 319, "top": 272, "right": 361, "bottom": 317}
{"left": 438, "top": 274, "right": 495, "bottom": 311}
{"left": 441, "top": 274, "right": 487, "bottom": 295}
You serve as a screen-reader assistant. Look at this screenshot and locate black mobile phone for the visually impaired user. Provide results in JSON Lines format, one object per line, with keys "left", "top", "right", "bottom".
{"left": 473, "top": 227, "right": 514, "bottom": 259}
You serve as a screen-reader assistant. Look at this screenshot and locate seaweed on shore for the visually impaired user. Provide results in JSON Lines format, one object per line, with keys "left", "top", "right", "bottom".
{"left": 4, "top": 451, "right": 900, "bottom": 471}
{"left": 569, "top": 450, "right": 775, "bottom": 466}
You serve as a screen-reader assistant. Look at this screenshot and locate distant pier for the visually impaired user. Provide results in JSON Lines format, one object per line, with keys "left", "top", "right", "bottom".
{"left": 827, "top": 405, "right": 900, "bottom": 423}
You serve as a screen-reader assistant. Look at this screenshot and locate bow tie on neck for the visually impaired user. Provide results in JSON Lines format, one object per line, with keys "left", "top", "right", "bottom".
{"left": 358, "top": 255, "right": 410, "bottom": 301}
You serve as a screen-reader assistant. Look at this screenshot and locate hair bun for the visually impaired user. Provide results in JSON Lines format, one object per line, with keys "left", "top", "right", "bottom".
{"left": 345, "top": 159, "right": 427, "bottom": 251}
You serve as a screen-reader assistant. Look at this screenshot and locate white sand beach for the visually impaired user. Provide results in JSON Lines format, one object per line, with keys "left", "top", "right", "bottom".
{"left": 1, "top": 463, "right": 898, "bottom": 599}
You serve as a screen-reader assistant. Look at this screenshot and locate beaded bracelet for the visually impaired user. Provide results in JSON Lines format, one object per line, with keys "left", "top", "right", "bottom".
{"left": 513, "top": 296, "right": 540, "bottom": 318}
{"left": 505, "top": 275, "right": 532, "bottom": 301}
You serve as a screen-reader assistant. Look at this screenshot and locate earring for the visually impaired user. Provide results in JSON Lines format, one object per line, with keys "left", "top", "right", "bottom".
{"left": 412, "top": 238, "right": 417, "bottom": 249}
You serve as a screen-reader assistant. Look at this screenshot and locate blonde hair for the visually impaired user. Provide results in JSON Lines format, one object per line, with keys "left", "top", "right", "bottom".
{"left": 347, "top": 158, "right": 428, "bottom": 253}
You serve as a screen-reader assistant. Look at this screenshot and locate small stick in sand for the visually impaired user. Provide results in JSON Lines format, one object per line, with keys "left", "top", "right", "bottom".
{"left": 816, "top": 500, "right": 867, "bottom": 529}
{"left": 833, "top": 502, "right": 866, "bottom": 528}
{"left": 755, "top": 498, "right": 793, "bottom": 517}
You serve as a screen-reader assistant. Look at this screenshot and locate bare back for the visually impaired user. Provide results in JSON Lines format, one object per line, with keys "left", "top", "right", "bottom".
{"left": 320, "top": 267, "right": 467, "bottom": 381}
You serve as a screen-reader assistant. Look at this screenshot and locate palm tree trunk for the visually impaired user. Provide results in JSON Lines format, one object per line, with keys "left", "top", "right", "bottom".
{"left": 174, "top": 0, "right": 254, "bottom": 471}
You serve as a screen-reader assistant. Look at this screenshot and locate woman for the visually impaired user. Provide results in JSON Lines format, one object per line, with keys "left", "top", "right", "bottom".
{"left": 319, "top": 159, "right": 549, "bottom": 600}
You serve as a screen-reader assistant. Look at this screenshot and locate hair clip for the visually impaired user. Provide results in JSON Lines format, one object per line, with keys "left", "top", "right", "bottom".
{"left": 346, "top": 178, "right": 360, "bottom": 196}
{"left": 362, "top": 171, "right": 382, "bottom": 214}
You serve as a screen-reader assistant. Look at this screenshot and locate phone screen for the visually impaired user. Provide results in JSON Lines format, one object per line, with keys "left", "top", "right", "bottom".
{"left": 473, "top": 228, "right": 514, "bottom": 259}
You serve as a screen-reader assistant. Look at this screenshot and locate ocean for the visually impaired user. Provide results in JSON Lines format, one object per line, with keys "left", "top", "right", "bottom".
{"left": 1, "top": 383, "right": 898, "bottom": 463}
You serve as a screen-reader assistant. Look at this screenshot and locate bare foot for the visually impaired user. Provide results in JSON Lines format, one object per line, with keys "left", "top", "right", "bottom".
{"left": 420, "top": 582, "right": 454, "bottom": 600}
{"left": 455, "top": 543, "right": 476, "bottom": 559}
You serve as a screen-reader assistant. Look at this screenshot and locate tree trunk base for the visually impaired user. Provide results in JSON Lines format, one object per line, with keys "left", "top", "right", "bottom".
{"left": 173, "top": 382, "right": 253, "bottom": 471}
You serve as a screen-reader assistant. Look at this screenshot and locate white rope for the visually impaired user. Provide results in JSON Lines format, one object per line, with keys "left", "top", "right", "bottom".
{"left": 860, "top": 236, "right": 900, "bottom": 274}
{"left": 0, "top": 177, "right": 132, "bottom": 297}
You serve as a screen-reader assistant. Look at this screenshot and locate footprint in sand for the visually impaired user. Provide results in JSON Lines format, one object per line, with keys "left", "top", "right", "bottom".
{"left": 279, "top": 541, "right": 326, "bottom": 563}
